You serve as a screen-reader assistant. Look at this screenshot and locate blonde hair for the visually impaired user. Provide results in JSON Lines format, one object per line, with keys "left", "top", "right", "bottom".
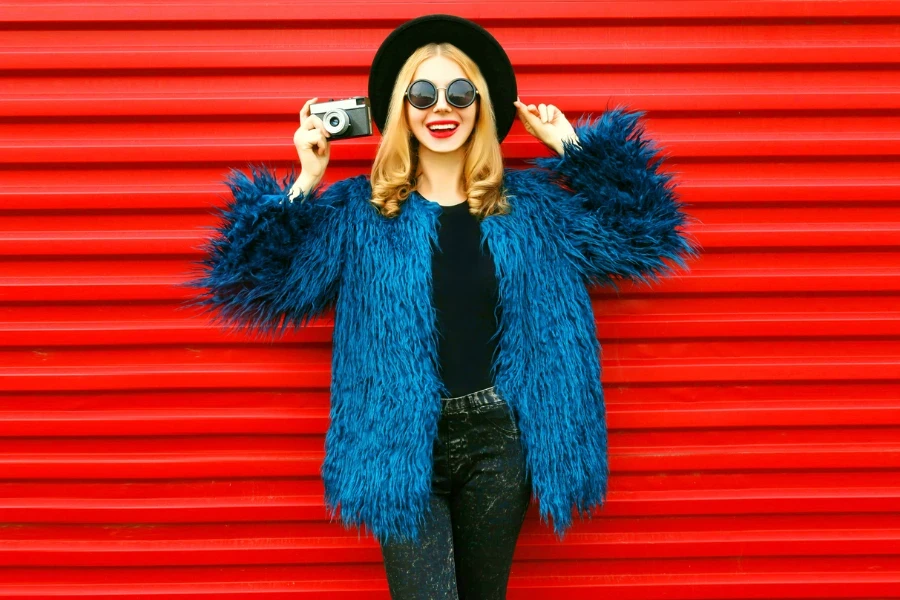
{"left": 369, "top": 43, "right": 511, "bottom": 219}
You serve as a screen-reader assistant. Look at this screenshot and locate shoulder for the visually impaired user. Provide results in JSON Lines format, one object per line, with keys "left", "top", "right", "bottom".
{"left": 503, "top": 165, "right": 550, "bottom": 190}
{"left": 317, "top": 173, "right": 371, "bottom": 207}
{"left": 303, "top": 174, "right": 373, "bottom": 225}
{"left": 500, "top": 166, "right": 585, "bottom": 252}
{"left": 501, "top": 166, "right": 567, "bottom": 216}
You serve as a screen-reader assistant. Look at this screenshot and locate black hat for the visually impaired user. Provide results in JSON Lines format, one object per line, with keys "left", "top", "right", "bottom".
{"left": 368, "top": 14, "right": 518, "bottom": 143}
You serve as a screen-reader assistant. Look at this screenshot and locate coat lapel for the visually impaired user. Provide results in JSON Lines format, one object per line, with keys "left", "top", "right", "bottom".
{"left": 323, "top": 187, "right": 445, "bottom": 543}
{"left": 481, "top": 172, "right": 611, "bottom": 538}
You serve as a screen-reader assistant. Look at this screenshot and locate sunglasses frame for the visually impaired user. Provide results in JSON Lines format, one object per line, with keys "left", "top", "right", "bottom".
{"left": 405, "top": 78, "right": 480, "bottom": 110}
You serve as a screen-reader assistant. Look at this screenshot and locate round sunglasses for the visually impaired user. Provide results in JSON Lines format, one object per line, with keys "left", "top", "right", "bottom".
{"left": 405, "top": 78, "right": 480, "bottom": 110}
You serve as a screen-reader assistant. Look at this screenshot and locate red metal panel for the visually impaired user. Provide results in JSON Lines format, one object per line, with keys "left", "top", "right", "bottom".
{"left": 1, "top": 1, "right": 899, "bottom": 596}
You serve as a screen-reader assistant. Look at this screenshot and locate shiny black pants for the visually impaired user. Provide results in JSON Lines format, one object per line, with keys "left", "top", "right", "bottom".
{"left": 379, "top": 386, "right": 532, "bottom": 600}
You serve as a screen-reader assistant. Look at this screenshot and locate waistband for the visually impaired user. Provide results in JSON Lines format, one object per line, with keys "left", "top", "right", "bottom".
{"left": 441, "top": 386, "right": 505, "bottom": 415}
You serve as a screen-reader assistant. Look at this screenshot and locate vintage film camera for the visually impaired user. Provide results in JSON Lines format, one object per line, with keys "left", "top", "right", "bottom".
{"left": 309, "top": 96, "right": 373, "bottom": 140}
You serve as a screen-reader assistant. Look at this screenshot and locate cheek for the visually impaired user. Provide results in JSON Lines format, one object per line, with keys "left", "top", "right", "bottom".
{"left": 405, "top": 107, "right": 417, "bottom": 129}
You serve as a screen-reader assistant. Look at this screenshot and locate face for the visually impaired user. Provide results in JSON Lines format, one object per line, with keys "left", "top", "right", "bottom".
{"left": 405, "top": 56, "right": 478, "bottom": 155}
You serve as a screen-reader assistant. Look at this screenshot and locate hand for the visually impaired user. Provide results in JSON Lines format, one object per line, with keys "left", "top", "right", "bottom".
{"left": 293, "top": 97, "right": 332, "bottom": 184}
{"left": 513, "top": 97, "right": 580, "bottom": 156}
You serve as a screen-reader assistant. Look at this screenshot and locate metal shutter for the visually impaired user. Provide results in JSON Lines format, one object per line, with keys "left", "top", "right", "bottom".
{"left": 1, "top": 2, "right": 898, "bottom": 596}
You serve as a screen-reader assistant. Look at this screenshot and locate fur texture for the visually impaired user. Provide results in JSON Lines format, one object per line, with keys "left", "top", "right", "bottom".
{"left": 185, "top": 107, "right": 701, "bottom": 545}
{"left": 532, "top": 106, "right": 702, "bottom": 291}
{"left": 183, "top": 164, "right": 351, "bottom": 339}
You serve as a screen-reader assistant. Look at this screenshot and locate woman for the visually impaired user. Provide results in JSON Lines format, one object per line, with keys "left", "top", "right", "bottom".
{"left": 187, "top": 14, "right": 700, "bottom": 600}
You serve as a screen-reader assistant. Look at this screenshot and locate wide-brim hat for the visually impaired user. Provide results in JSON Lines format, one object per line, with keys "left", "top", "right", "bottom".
{"left": 368, "top": 14, "right": 518, "bottom": 143}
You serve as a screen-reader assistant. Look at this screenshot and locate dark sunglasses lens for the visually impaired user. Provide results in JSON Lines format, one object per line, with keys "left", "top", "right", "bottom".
{"left": 408, "top": 80, "right": 436, "bottom": 108}
{"left": 448, "top": 80, "right": 476, "bottom": 107}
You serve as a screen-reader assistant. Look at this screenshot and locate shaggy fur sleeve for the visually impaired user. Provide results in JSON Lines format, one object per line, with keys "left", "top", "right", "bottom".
{"left": 183, "top": 163, "right": 347, "bottom": 338}
{"left": 529, "top": 106, "right": 701, "bottom": 291}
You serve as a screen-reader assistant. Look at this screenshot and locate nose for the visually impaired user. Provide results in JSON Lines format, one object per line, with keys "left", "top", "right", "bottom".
{"left": 434, "top": 88, "right": 451, "bottom": 112}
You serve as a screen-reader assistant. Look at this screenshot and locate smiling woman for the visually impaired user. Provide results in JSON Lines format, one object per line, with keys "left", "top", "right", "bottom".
{"left": 405, "top": 59, "right": 480, "bottom": 203}
{"left": 368, "top": 41, "right": 511, "bottom": 219}
{"left": 186, "top": 12, "right": 700, "bottom": 600}
{"left": 360, "top": 39, "right": 534, "bottom": 598}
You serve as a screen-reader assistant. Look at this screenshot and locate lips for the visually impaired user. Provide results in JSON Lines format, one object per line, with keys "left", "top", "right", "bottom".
{"left": 425, "top": 120, "right": 460, "bottom": 139}
{"left": 427, "top": 125, "right": 458, "bottom": 139}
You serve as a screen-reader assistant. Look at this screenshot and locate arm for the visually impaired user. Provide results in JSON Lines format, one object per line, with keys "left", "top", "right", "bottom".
{"left": 183, "top": 163, "right": 347, "bottom": 339}
{"left": 529, "top": 106, "right": 701, "bottom": 291}
{"left": 288, "top": 170, "right": 322, "bottom": 201}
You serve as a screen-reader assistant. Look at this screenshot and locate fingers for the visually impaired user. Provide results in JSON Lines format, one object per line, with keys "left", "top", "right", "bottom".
{"left": 302, "top": 114, "right": 331, "bottom": 143}
{"left": 300, "top": 97, "right": 318, "bottom": 123}
{"left": 516, "top": 98, "right": 560, "bottom": 124}
{"left": 309, "top": 127, "right": 328, "bottom": 157}
{"left": 514, "top": 98, "right": 541, "bottom": 124}
{"left": 300, "top": 98, "right": 333, "bottom": 148}
{"left": 294, "top": 122, "right": 330, "bottom": 158}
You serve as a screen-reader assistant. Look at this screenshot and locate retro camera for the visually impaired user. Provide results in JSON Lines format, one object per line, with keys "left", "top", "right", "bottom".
{"left": 309, "top": 96, "right": 373, "bottom": 141}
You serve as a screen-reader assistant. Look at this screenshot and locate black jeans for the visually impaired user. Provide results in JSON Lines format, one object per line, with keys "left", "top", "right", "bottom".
{"left": 379, "top": 386, "right": 532, "bottom": 600}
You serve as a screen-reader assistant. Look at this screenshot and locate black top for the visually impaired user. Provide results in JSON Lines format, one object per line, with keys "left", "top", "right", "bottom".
{"left": 430, "top": 200, "right": 501, "bottom": 398}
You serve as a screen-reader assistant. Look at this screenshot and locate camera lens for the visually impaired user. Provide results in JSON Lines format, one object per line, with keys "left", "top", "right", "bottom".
{"left": 323, "top": 109, "right": 350, "bottom": 135}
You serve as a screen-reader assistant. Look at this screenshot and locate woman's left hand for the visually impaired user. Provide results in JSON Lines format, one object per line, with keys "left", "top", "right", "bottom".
{"left": 514, "top": 97, "right": 580, "bottom": 156}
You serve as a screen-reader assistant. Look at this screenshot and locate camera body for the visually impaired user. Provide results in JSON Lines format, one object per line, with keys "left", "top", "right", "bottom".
{"left": 309, "top": 96, "right": 373, "bottom": 140}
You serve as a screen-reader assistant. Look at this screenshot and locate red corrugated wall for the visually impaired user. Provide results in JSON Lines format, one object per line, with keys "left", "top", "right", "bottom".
{"left": 2, "top": 1, "right": 899, "bottom": 597}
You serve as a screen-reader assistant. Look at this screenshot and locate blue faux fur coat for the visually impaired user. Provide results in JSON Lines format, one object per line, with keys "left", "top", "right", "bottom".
{"left": 187, "top": 107, "right": 701, "bottom": 545}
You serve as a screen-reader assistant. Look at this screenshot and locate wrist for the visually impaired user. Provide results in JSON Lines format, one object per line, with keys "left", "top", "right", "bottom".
{"left": 296, "top": 172, "right": 320, "bottom": 195}
{"left": 556, "top": 133, "right": 580, "bottom": 157}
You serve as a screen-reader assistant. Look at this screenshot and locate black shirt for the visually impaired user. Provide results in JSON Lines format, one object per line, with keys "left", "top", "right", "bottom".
{"left": 431, "top": 200, "right": 500, "bottom": 398}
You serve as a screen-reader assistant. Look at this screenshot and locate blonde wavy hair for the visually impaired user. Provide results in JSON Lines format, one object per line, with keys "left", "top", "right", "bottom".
{"left": 369, "top": 43, "right": 511, "bottom": 219}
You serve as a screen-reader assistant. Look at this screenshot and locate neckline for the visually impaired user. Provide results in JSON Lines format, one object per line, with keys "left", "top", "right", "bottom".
{"left": 413, "top": 190, "right": 467, "bottom": 210}
{"left": 440, "top": 200, "right": 469, "bottom": 210}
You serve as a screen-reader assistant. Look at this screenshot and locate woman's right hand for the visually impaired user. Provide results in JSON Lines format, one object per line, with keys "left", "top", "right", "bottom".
{"left": 293, "top": 98, "right": 332, "bottom": 184}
